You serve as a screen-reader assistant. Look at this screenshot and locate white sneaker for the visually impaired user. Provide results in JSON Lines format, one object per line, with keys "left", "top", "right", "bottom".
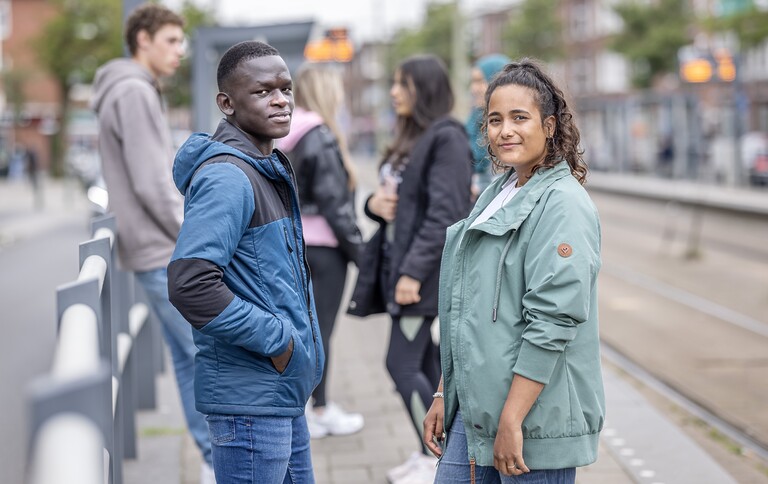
{"left": 200, "top": 462, "right": 217, "bottom": 484}
{"left": 305, "top": 403, "right": 329, "bottom": 439}
{"left": 312, "top": 402, "right": 364, "bottom": 436}
{"left": 393, "top": 454, "right": 438, "bottom": 484}
{"left": 386, "top": 452, "right": 426, "bottom": 483}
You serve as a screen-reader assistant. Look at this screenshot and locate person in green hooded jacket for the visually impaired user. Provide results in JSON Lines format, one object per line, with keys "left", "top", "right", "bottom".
{"left": 466, "top": 54, "right": 511, "bottom": 200}
{"left": 423, "top": 59, "right": 605, "bottom": 484}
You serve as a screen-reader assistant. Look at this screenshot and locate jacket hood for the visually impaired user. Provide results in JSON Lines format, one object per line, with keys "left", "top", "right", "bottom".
{"left": 173, "top": 119, "right": 287, "bottom": 195}
{"left": 276, "top": 107, "right": 324, "bottom": 152}
{"left": 91, "top": 58, "right": 158, "bottom": 113}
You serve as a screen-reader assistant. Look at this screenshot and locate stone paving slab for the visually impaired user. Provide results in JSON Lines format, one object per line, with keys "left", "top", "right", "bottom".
{"left": 125, "top": 307, "right": 633, "bottom": 484}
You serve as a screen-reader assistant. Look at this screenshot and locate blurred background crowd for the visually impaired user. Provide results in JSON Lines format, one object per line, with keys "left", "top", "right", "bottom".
{"left": 1, "top": 0, "right": 768, "bottom": 193}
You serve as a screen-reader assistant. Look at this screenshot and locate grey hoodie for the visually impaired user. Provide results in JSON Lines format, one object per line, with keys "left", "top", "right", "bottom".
{"left": 91, "top": 58, "right": 183, "bottom": 272}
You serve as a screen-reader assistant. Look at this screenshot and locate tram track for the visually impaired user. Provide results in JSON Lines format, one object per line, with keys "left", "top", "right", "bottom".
{"left": 601, "top": 340, "right": 768, "bottom": 464}
{"left": 592, "top": 190, "right": 768, "bottom": 477}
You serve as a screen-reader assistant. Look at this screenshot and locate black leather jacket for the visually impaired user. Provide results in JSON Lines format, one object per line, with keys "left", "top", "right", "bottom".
{"left": 286, "top": 125, "right": 362, "bottom": 264}
{"left": 348, "top": 117, "right": 473, "bottom": 318}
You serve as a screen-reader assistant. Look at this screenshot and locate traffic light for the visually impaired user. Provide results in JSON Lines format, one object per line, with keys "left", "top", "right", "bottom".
{"left": 680, "top": 58, "right": 713, "bottom": 83}
{"left": 678, "top": 46, "right": 737, "bottom": 83}
{"left": 304, "top": 28, "right": 354, "bottom": 62}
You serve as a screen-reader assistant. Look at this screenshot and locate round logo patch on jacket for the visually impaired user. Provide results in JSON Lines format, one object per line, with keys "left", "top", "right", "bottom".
{"left": 557, "top": 243, "right": 573, "bottom": 258}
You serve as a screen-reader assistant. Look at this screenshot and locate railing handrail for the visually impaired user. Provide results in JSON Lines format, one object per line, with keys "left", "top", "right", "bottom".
{"left": 27, "top": 216, "right": 157, "bottom": 484}
{"left": 52, "top": 304, "right": 101, "bottom": 379}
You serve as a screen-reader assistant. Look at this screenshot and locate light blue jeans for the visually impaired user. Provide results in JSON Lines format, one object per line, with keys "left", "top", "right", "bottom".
{"left": 135, "top": 268, "right": 212, "bottom": 466}
{"left": 435, "top": 412, "right": 576, "bottom": 484}
{"left": 207, "top": 414, "right": 315, "bottom": 484}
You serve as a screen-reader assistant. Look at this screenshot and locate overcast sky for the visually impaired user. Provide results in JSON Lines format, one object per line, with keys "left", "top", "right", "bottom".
{"left": 164, "top": 0, "right": 516, "bottom": 42}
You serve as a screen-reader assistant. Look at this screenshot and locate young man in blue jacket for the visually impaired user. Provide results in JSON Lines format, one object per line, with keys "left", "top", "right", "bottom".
{"left": 168, "top": 41, "right": 324, "bottom": 484}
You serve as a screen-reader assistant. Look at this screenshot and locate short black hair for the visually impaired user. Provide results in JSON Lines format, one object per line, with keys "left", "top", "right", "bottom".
{"left": 217, "top": 41, "right": 280, "bottom": 91}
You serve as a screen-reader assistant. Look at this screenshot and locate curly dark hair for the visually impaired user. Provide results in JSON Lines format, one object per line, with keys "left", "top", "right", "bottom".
{"left": 125, "top": 4, "right": 184, "bottom": 56}
{"left": 482, "top": 58, "right": 587, "bottom": 184}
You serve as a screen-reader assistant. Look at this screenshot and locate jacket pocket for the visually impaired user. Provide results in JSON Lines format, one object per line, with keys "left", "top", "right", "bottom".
{"left": 280, "top": 326, "right": 308, "bottom": 378}
{"left": 270, "top": 337, "right": 295, "bottom": 375}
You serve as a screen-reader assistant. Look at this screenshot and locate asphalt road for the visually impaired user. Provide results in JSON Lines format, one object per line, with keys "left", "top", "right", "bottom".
{"left": 0, "top": 187, "right": 90, "bottom": 484}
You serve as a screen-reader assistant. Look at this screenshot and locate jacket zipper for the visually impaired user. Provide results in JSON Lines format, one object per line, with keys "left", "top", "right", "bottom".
{"left": 492, "top": 233, "right": 516, "bottom": 322}
{"left": 269, "top": 155, "right": 319, "bottom": 376}
{"left": 283, "top": 226, "right": 300, "bottom": 290}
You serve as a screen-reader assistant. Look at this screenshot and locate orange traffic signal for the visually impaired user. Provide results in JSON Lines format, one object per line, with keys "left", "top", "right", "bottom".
{"left": 304, "top": 28, "right": 354, "bottom": 62}
{"left": 680, "top": 58, "right": 713, "bottom": 83}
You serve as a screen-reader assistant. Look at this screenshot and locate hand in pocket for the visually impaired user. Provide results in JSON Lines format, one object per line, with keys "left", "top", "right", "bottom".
{"left": 271, "top": 337, "right": 294, "bottom": 373}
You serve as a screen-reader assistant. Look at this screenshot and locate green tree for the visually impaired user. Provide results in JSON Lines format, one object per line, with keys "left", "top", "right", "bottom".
{"left": 33, "top": 0, "right": 123, "bottom": 176}
{"left": 502, "top": 0, "right": 563, "bottom": 61}
{"left": 33, "top": 0, "right": 215, "bottom": 175}
{"left": 388, "top": 2, "right": 456, "bottom": 72}
{"left": 610, "top": 0, "right": 692, "bottom": 89}
{"left": 705, "top": 6, "right": 768, "bottom": 50}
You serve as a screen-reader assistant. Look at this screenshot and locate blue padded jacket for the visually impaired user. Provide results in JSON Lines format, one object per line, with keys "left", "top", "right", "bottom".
{"left": 168, "top": 119, "right": 324, "bottom": 416}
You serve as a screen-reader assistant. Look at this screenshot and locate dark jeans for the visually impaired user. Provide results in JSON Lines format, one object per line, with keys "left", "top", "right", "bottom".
{"left": 306, "top": 246, "right": 348, "bottom": 408}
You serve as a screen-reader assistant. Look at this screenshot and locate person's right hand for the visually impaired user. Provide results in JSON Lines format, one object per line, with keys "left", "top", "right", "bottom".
{"left": 271, "top": 337, "right": 294, "bottom": 373}
{"left": 368, "top": 187, "right": 398, "bottom": 223}
{"left": 423, "top": 397, "right": 445, "bottom": 457}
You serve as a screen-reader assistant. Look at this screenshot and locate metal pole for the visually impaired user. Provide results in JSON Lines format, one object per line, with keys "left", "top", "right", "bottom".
{"left": 451, "top": 0, "right": 469, "bottom": 120}
{"left": 733, "top": 53, "right": 746, "bottom": 186}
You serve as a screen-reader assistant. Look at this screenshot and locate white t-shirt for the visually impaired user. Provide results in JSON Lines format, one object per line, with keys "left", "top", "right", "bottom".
{"left": 470, "top": 175, "right": 521, "bottom": 228}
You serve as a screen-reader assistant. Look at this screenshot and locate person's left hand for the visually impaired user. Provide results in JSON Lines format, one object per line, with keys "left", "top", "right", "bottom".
{"left": 493, "top": 415, "right": 529, "bottom": 476}
{"left": 394, "top": 275, "right": 421, "bottom": 305}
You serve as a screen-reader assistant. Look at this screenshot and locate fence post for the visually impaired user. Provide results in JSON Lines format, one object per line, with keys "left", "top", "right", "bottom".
{"left": 31, "top": 278, "right": 117, "bottom": 483}
{"left": 132, "top": 280, "right": 158, "bottom": 409}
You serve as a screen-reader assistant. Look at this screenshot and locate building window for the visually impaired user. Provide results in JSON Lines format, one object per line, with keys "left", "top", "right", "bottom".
{"left": 570, "top": 0, "right": 590, "bottom": 40}
{"left": 571, "top": 57, "right": 591, "bottom": 94}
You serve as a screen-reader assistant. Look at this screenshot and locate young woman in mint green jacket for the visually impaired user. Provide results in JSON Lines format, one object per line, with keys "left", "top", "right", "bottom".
{"left": 423, "top": 59, "right": 605, "bottom": 484}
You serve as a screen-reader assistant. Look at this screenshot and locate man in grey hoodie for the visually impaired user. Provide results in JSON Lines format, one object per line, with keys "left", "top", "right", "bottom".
{"left": 91, "top": 5, "right": 214, "bottom": 482}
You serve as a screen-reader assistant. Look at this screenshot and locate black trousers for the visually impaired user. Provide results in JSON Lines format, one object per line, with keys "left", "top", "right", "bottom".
{"left": 386, "top": 315, "right": 441, "bottom": 453}
{"left": 306, "top": 245, "right": 349, "bottom": 408}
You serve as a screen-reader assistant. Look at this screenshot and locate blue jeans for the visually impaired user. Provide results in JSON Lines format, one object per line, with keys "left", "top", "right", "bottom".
{"left": 207, "top": 414, "right": 315, "bottom": 484}
{"left": 435, "top": 412, "right": 576, "bottom": 484}
{"left": 135, "top": 268, "right": 212, "bottom": 466}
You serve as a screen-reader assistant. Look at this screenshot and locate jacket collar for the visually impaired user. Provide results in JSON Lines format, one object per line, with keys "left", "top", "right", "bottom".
{"left": 210, "top": 119, "right": 293, "bottom": 180}
{"left": 212, "top": 119, "right": 271, "bottom": 160}
{"left": 469, "top": 162, "right": 572, "bottom": 236}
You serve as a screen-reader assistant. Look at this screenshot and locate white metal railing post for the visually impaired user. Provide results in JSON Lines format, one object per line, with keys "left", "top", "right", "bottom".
{"left": 28, "top": 278, "right": 112, "bottom": 484}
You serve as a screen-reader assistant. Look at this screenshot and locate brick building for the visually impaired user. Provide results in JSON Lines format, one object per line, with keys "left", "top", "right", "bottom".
{"left": 1, "top": 0, "right": 60, "bottom": 173}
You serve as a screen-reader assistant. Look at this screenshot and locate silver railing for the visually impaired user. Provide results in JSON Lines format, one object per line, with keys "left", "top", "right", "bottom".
{"left": 26, "top": 214, "right": 163, "bottom": 484}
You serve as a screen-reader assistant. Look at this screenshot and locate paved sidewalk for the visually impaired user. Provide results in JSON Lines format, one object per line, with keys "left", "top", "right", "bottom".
{"left": 125, "top": 299, "right": 632, "bottom": 484}
{"left": 0, "top": 176, "right": 90, "bottom": 250}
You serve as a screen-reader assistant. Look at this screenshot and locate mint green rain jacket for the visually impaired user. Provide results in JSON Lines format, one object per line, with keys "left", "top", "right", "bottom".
{"left": 438, "top": 161, "right": 605, "bottom": 469}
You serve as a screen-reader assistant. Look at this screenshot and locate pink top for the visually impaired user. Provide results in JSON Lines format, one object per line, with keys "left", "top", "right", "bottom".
{"left": 301, "top": 215, "right": 338, "bottom": 248}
